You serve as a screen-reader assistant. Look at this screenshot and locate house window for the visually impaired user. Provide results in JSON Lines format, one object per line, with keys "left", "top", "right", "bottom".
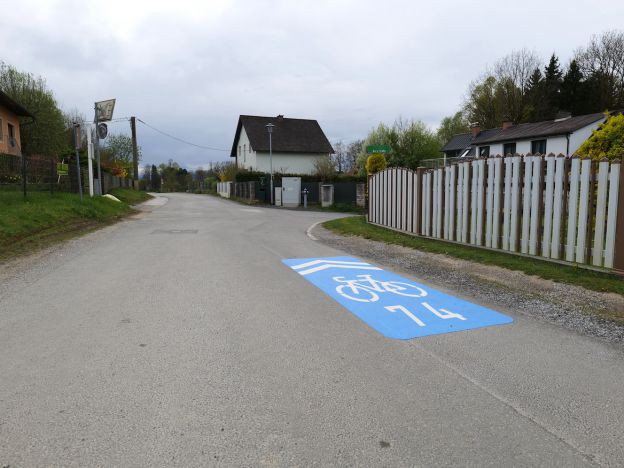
{"left": 531, "top": 139, "right": 546, "bottom": 155}
{"left": 0, "top": 118, "right": 3, "bottom": 141}
{"left": 243, "top": 144, "right": 246, "bottom": 163}
{"left": 478, "top": 146, "right": 490, "bottom": 157}
{"left": 7, "top": 123, "right": 15, "bottom": 147}
{"left": 503, "top": 143, "right": 516, "bottom": 156}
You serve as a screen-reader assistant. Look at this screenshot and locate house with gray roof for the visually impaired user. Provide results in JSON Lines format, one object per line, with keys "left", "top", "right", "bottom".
{"left": 230, "top": 114, "right": 334, "bottom": 174}
{"left": 441, "top": 112, "right": 610, "bottom": 159}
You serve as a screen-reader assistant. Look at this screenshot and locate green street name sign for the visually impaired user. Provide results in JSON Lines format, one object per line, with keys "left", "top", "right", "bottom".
{"left": 57, "top": 163, "right": 68, "bottom": 176}
{"left": 366, "top": 144, "right": 391, "bottom": 154}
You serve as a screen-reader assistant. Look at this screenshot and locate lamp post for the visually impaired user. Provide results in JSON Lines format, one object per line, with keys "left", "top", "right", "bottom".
{"left": 266, "top": 123, "right": 275, "bottom": 204}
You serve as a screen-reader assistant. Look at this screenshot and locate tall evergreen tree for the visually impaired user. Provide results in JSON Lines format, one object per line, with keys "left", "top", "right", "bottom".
{"left": 525, "top": 68, "right": 546, "bottom": 121}
{"left": 150, "top": 164, "right": 161, "bottom": 191}
{"left": 543, "top": 54, "right": 563, "bottom": 118}
{"left": 560, "top": 60, "right": 590, "bottom": 115}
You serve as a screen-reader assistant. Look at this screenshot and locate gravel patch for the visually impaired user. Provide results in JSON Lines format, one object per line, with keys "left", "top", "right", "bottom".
{"left": 313, "top": 224, "right": 624, "bottom": 346}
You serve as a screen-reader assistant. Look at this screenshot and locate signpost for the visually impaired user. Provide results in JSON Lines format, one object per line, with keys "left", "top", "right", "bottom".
{"left": 94, "top": 99, "right": 115, "bottom": 195}
{"left": 366, "top": 144, "right": 391, "bottom": 154}
{"left": 56, "top": 162, "right": 68, "bottom": 176}
{"left": 73, "top": 124, "right": 83, "bottom": 202}
{"left": 86, "top": 127, "right": 94, "bottom": 196}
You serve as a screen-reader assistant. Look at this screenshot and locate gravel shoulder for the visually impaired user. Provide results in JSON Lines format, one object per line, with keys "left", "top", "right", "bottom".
{"left": 313, "top": 223, "right": 624, "bottom": 346}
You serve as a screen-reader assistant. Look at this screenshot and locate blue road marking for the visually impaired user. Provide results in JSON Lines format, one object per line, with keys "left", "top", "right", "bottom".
{"left": 282, "top": 256, "right": 513, "bottom": 340}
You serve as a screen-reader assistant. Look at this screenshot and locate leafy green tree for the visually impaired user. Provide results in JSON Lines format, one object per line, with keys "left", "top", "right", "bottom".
{"left": 463, "top": 76, "right": 499, "bottom": 129}
{"left": 493, "top": 77, "right": 523, "bottom": 123}
{"left": 0, "top": 61, "right": 67, "bottom": 156}
{"left": 437, "top": 112, "right": 469, "bottom": 144}
{"left": 357, "top": 118, "right": 441, "bottom": 173}
{"left": 101, "top": 133, "right": 141, "bottom": 177}
{"left": 577, "top": 113, "right": 624, "bottom": 161}
{"left": 366, "top": 153, "right": 387, "bottom": 175}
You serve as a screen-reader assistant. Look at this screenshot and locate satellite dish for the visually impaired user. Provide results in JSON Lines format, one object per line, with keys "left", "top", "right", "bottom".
{"left": 97, "top": 123, "right": 108, "bottom": 139}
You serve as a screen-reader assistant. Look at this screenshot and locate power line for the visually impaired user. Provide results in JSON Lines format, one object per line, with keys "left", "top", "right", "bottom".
{"left": 136, "top": 118, "right": 230, "bottom": 152}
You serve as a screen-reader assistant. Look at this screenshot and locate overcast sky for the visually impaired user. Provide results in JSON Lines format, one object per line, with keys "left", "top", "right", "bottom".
{"left": 2, "top": 0, "right": 623, "bottom": 169}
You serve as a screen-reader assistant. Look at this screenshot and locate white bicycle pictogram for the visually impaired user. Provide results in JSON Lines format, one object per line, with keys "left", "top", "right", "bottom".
{"left": 333, "top": 274, "right": 427, "bottom": 302}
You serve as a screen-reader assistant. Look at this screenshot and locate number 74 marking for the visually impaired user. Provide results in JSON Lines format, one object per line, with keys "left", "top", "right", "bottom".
{"left": 385, "top": 303, "right": 466, "bottom": 327}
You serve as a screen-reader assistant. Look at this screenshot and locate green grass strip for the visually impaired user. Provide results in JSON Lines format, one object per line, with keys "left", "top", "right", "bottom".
{"left": 109, "top": 188, "right": 153, "bottom": 205}
{"left": 0, "top": 191, "right": 133, "bottom": 260}
{"left": 322, "top": 216, "right": 624, "bottom": 296}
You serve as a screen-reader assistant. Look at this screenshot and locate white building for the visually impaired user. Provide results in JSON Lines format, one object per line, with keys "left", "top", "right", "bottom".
{"left": 441, "top": 112, "right": 608, "bottom": 159}
{"left": 230, "top": 114, "right": 334, "bottom": 174}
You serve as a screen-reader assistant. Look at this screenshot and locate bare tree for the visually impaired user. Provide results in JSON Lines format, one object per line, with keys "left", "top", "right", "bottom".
{"left": 574, "top": 30, "right": 624, "bottom": 109}
{"left": 332, "top": 141, "right": 346, "bottom": 173}
{"left": 493, "top": 48, "right": 542, "bottom": 96}
{"left": 313, "top": 155, "right": 336, "bottom": 180}
{"left": 346, "top": 139, "right": 363, "bottom": 174}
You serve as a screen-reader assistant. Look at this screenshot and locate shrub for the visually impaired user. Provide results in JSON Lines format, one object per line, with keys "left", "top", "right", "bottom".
{"left": 577, "top": 113, "right": 624, "bottom": 161}
{"left": 217, "top": 162, "right": 238, "bottom": 181}
{"left": 313, "top": 155, "right": 337, "bottom": 180}
{"left": 366, "top": 153, "right": 387, "bottom": 174}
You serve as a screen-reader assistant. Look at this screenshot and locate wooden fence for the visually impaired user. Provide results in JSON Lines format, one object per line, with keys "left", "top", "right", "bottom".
{"left": 368, "top": 154, "right": 624, "bottom": 270}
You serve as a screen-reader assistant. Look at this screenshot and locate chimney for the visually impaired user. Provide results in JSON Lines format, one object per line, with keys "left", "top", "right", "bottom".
{"left": 502, "top": 120, "right": 513, "bottom": 130}
{"left": 276, "top": 114, "right": 284, "bottom": 122}
{"left": 470, "top": 122, "right": 480, "bottom": 138}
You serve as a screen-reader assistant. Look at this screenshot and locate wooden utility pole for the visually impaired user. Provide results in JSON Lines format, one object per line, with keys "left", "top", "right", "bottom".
{"left": 130, "top": 116, "right": 139, "bottom": 189}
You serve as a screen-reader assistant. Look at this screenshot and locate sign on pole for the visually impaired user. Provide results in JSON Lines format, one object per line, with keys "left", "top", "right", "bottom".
{"left": 97, "top": 123, "right": 108, "bottom": 139}
{"left": 95, "top": 99, "right": 116, "bottom": 122}
{"left": 366, "top": 144, "right": 391, "bottom": 154}
{"left": 56, "top": 162, "right": 68, "bottom": 176}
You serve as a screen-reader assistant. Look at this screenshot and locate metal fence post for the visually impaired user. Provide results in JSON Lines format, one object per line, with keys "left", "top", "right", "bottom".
{"left": 50, "top": 158, "right": 54, "bottom": 195}
{"left": 22, "top": 154, "right": 27, "bottom": 199}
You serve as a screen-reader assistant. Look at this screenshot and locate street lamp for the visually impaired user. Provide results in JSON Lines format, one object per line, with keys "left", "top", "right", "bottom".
{"left": 266, "top": 123, "right": 275, "bottom": 204}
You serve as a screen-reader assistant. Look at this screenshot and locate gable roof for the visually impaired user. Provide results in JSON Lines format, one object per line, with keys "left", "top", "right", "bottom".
{"left": 230, "top": 115, "right": 334, "bottom": 157}
{"left": 0, "top": 90, "right": 33, "bottom": 118}
{"left": 441, "top": 112, "right": 608, "bottom": 152}
{"left": 441, "top": 128, "right": 502, "bottom": 152}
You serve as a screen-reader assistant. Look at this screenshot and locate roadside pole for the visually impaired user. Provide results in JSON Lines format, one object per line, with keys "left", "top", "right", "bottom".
{"left": 94, "top": 104, "right": 102, "bottom": 195}
{"left": 73, "top": 124, "right": 84, "bottom": 202}
{"left": 130, "top": 116, "right": 139, "bottom": 189}
{"left": 93, "top": 99, "right": 116, "bottom": 195}
{"left": 86, "top": 126, "right": 94, "bottom": 197}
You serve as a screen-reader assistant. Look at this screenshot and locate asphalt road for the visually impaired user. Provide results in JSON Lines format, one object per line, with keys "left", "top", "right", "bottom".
{"left": 1, "top": 193, "right": 623, "bottom": 467}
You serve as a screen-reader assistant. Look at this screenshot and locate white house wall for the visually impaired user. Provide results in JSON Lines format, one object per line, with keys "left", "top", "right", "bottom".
{"left": 235, "top": 126, "right": 257, "bottom": 170}
{"left": 489, "top": 143, "right": 503, "bottom": 156}
{"left": 569, "top": 119, "right": 603, "bottom": 155}
{"left": 516, "top": 141, "right": 531, "bottom": 154}
{"left": 545, "top": 135, "right": 567, "bottom": 155}
{"left": 255, "top": 152, "right": 326, "bottom": 175}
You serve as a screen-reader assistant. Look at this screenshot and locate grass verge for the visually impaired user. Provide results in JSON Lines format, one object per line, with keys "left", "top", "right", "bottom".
{"left": 109, "top": 188, "right": 153, "bottom": 205}
{"left": 322, "top": 216, "right": 624, "bottom": 296}
{"left": 0, "top": 191, "right": 132, "bottom": 262}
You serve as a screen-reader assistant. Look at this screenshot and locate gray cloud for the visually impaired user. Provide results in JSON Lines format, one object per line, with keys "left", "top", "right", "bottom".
{"left": 1, "top": 0, "right": 623, "bottom": 168}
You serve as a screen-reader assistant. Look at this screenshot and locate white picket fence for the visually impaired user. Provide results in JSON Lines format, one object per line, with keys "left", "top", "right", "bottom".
{"left": 368, "top": 155, "right": 623, "bottom": 269}
{"left": 217, "top": 181, "right": 232, "bottom": 198}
